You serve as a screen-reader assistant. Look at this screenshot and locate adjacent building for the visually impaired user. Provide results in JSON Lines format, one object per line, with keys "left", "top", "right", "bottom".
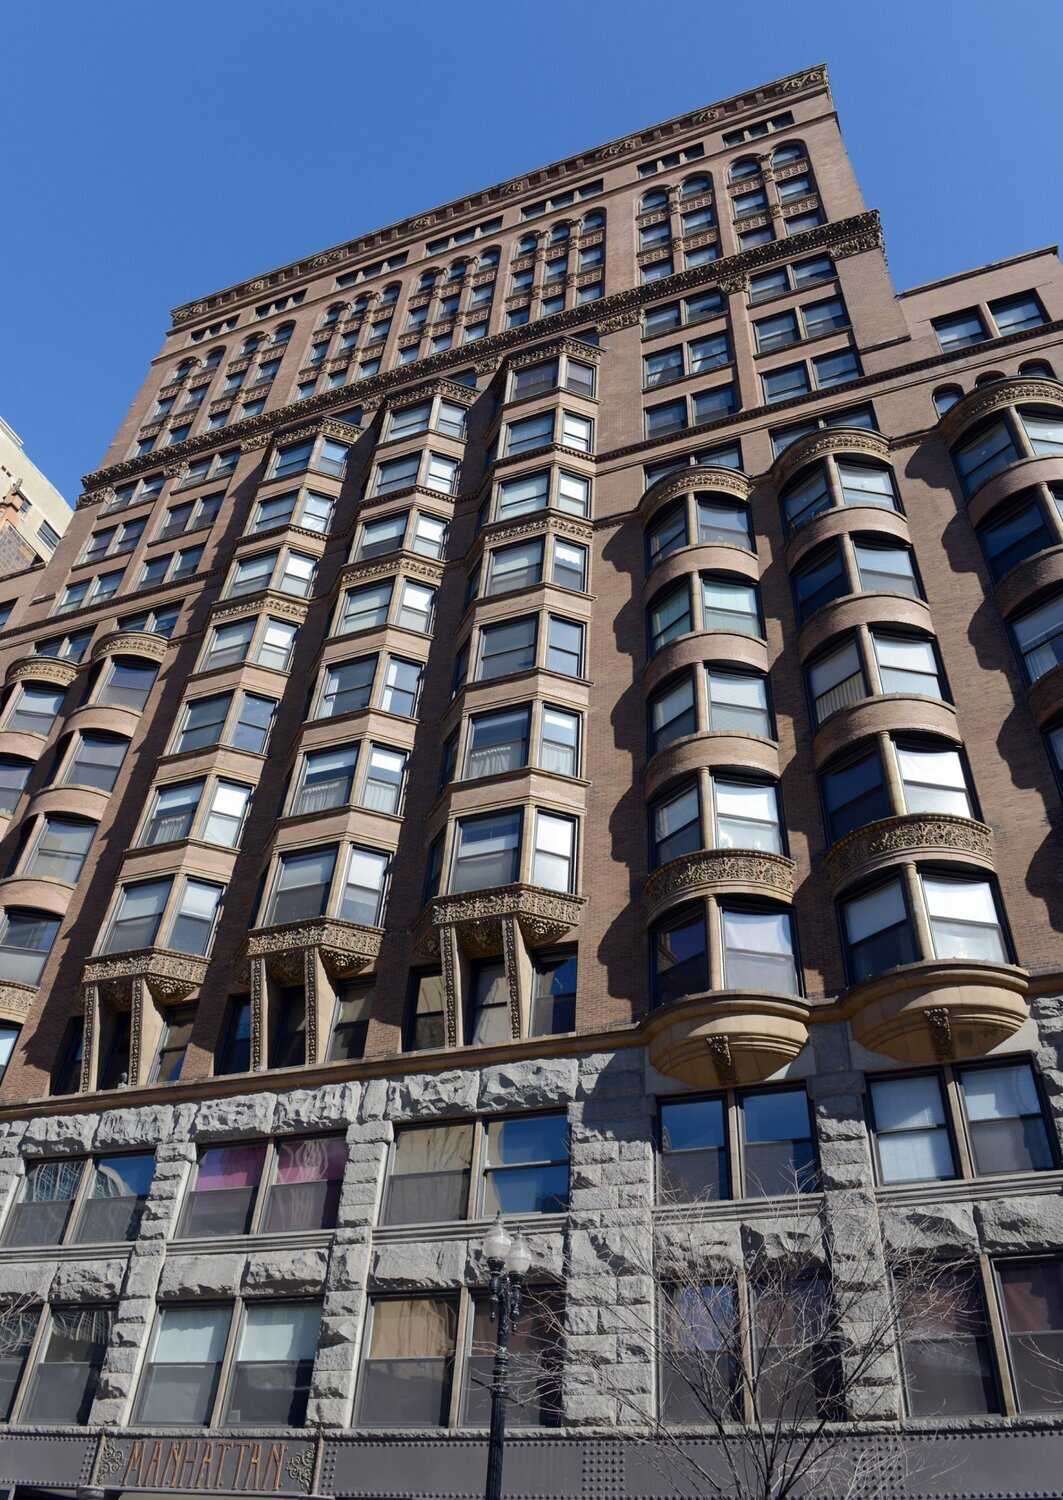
{"left": 0, "top": 415, "right": 71, "bottom": 579}
{"left": 0, "top": 62, "right": 1058, "bottom": 1498}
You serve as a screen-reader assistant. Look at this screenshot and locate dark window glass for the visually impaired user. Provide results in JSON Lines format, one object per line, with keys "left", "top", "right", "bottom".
{"left": 821, "top": 745, "right": 890, "bottom": 844}
{"left": 899, "top": 1269, "right": 997, "bottom": 1417}
{"left": 959, "top": 1062, "right": 1053, "bottom": 1176}
{"left": 660, "top": 1283, "right": 739, "bottom": 1422}
{"left": 978, "top": 497, "right": 1053, "bottom": 581}
{"left": 357, "top": 1297, "right": 457, "bottom": 1426}
{"left": 180, "top": 1144, "right": 266, "bottom": 1238}
{"left": 998, "top": 1259, "right": 1063, "bottom": 1412}
{"left": 463, "top": 1291, "right": 563, "bottom": 1427}
{"left": 23, "top": 1305, "right": 113, "bottom": 1424}
{"left": 452, "top": 811, "right": 521, "bottom": 892}
{"left": 660, "top": 1097, "right": 728, "bottom": 1202}
{"left": 651, "top": 782, "right": 700, "bottom": 867}
{"left": 216, "top": 998, "right": 251, "bottom": 1075}
{"left": 842, "top": 878, "right": 917, "bottom": 983}
{"left": 269, "top": 986, "right": 306, "bottom": 1069}
{"left": 135, "top": 1305, "right": 229, "bottom": 1426}
{"left": 262, "top": 1137, "right": 345, "bottom": 1233}
{"left": 383, "top": 1124, "right": 473, "bottom": 1226}
{"left": 793, "top": 543, "right": 847, "bottom": 623}
{"left": 3, "top": 1158, "right": 82, "bottom": 1247}
{"left": 531, "top": 951, "right": 577, "bottom": 1035}
{"left": 405, "top": 972, "right": 445, "bottom": 1052}
{"left": 0, "top": 1304, "right": 37, "bottom": 1419}
{"left": 482, "top": 1114, "right": 569, "bottom": 1215}
{"left": 73, "top": 1153, "right": 154, "bottom": 1243}
{"left": 652, "top": 906, "right": 708, "bottom": 1006}
{"left": 742, "top": 1089, "right": 816, "bottom": 1196}
{"left": 328, "top": 981, "right": 372, "bottom": 1061}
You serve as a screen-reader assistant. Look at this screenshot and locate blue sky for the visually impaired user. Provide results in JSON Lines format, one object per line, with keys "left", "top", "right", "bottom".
{"left": 2, "top": 0, "right": 1059, "bottom": 503}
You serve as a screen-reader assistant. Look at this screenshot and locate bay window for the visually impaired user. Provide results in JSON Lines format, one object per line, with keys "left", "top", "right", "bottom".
{"left": 651, "top": 905, "right": 708, "bottom": 1006}
{"left": 842, "top": 877, "right": 916, "bottom": 982}
{"left": 720, "top": 906, "right": 798, "bottom": 992}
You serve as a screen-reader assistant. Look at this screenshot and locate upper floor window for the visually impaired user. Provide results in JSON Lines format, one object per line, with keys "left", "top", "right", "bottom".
{"left": 492, "top": 466, "right": 590, "bottom": 522}
{"left": 251, "top": 488, "right": 333, "bottom": 536}
{"left": 101, "top": 875, "right": 224, "bottom": 957}
{"left": 2, "top": 682, "right": 66, "bottom": 737}
{"left": 56, "top": 570, "right": 123, "bottom": 614}
{"left": 172, "top": 689, "right": 277, "bottom": 756}
{"left": 841, "top": 869, "right": 1006, "bottom": 985}
{"left": 1012, "top": 591, "right": 1063, "bottom": 683}
{"left": 3, "top": 1153, "right": 154, "bottom": 1248}
{"left": 385, "top": 396, "right": 467, "bottom": 442}
{"left": 179, "top": 1136, "right": 345, "bottom": 1237}
{"left": 763, "top": 348, "right": 861, "bottom": 405}
{"left": 0, "top": 907, "right": 60, "bottom": 985}
{"left": 976, "top": 487, "right": 1063, "bottom": 581}
{"left": 952, "top": 405, "right": 1063, "bottom": 498}
{"left": 659, "top": 1086, "right": 815, "bottom": 1201}
{"left": 270, "top": 435, "right": 349, "bottom": 481}
{"left": 176, "top": 448, "right": 238, "bottom": 490}
{"left": 780, "top": 455, "right": 897, "bottom": 533}
{"left": 226, "top": 547, "right": 316, "bottom": 600}
{"left": 646, "top": 492, "right": 753, "bottom": 567}
{"left": 262, "top": 843, "right": 389, "bottom": 928}
{"left": 354, "top": 508, "right": 448, "bottom": 561}
{"left": 509, "top": 352, "right": 596, "bottom": 402}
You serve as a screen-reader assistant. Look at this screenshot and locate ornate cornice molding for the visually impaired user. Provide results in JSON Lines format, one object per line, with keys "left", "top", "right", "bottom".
{"left": 824, "top": 813, "right": 993, "bottom": 890}
{"left": 646, "top": 849, "right": 795, "bottom": 915}
{"left": 4, "top": 656, "right": 80, "bottom": 690}
{"left": 83, "top": 210, "right": 879, "bottom": 500}
{"left": 247, "top": 917, "right": 384, "bottom": 977}
{"left": 90, "top": 629, "right": 169, "bottom": 666}
{"left": 82, "top": 947, "right": 209, "bottom": 1003}
{"left": 638, "top": 463, "right": 753, "bottom": 522}
{"left": 416, "top": 883, "right": 586, "bottom": 959}
{"left": 505, "top": 336, "right": 604, "bottom": 371}
{"left": 0, "top": 982, "right": 37, "bottom": 1022}
{"left": 168, "top": 66, "right": 830, "bottom": 330}
{"left": 768, "top": 425, "right": 891, "bottom": 490}
{"left": 207, "top": 590, "right": 310, "bottom": 626}
{"left": 936, "top": 377, "right": 1063, "bottom": 446}
{"left": 337, "top": 553, "right": 446, "bottom": 589}
{"left": 379, "top": 376, "right": 478, "bottom": 413}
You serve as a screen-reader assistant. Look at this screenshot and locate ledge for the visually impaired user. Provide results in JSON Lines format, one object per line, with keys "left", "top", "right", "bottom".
{"left": 936, "top": 375, "right": 1063, "bottom": 445}
{"left": 768, "top": 424, "right": 890, "bottom": 490}
{"left": 4, "top": 655, "right": 79, "bottom": 690}
{"left": 645, "top": 989, "right": 811, "bottom": 1089}
{"left": 638, "top": 463, "right": 752, "bottom": 524}
{"left": 83, "top": 947, "right": 210, "bottom": 1002}
{"left": 842, "top": 959, "right": 1029, "bottom": 1065}
{"left": 993, "top": 541, "right": 1063, "bottom": 621}
{"left": 785, "top": 501, "right": 910, "bottom": 572}
{"left": 247, "top": 917, "right": 384, "bottom": 978}
{"left": 416, "top": 883, "right": 586, "bottom": 958}
{"left": 824, "top": 813, "right": 993, "bottom": 891}
{"left": 812, "top": 693, "right": 959, "bottom": 768}
{"left": 646, "top": 848, "right": 794, "bottom": 920}
{"left": 0, "top": 982, "right": 37, "bottom": 1023}
{"left": 90, "top": 629, "right": 169, "bottom": 666}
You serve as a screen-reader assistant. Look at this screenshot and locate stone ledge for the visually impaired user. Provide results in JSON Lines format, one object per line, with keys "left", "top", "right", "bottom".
{"left": 645, "top": 848, "right": 794, "bottom": 919}
{"left": 823, "top": 812, "right": 993, "bottom": 890}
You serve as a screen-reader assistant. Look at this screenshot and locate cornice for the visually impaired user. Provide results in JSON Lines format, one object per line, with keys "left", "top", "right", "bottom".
{"left": 90, "top": 629, "right": 169, "bottom": 666}
{"left": 337, "top": 552, "right": 446, "bottom": 589}
{"left": 82, "top": 947, "right": 210, "bottom": 1003}
{"left": 638, "top": 463, "right": 753, "bottom": 522}
{"left": 645, "top": 848, "right": 796, "bottom": 916}
{"left": 168, "top": 66, "right": 830, "bottom": 328}
{"left": 416, "top": 883, "right": 587, "bottom": 958}
{"left": 4, "top": 655, "right": 80, "bottom": 690}
{"left": 207, "top": 590, "right": 311, "bottom": 626}
{"left": 823, "top": 813, "right": 994, "bottom": 892}
{"left": 767, "top": 425, "right": 891, "bottom": 490}
{"left": 81, "top": 208, "right": 878, "bottom": 500}
{"left": 936, "top": 376, "right": 1063, "bottom": 446}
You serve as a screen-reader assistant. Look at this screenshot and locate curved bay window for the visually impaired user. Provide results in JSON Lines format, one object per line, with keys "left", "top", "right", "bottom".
{"left": 650, "top": 774, "right": 782, "bottom": 868}
{"left": 1011, "top": 589, "right": 1063, "bottom": 683}
{"left": 647, "top": 574, "right": 763, "bottom": 655}
{"left": 820, "top": 734, "right": 975, "bottom": 845}
{"left": 807, "top": 629, "right": 947, "bottom": 728}
{"left": 652, "top": 898, "right": 799, "bottom": 1003}
{"left": 780, "top": 455, "right": 899, "bottom": 534}
{"left": 840, "top": 868, "right": 1008, "bottom": 985}
{"left": 976, "top": 485, "right": 1063, "bottom": 581}
{"left": 646, "top": 491, "right": 753, "bottom": 569}
{"left": 648, "top": 666, "right": 774, "bottom": 755}
{"left": 0, "top": 907, "right": 60, "bottom": 985}
{"left": 792, "top": 535, "right": 921, "bottom": 625}
{"left": 952, "top": 404, "right": 1063, "bottom": 500}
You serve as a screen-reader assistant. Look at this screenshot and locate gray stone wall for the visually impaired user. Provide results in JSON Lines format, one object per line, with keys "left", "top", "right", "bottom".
{"left": 0, "top": 1006, "right": 1059, "bottom": 1434}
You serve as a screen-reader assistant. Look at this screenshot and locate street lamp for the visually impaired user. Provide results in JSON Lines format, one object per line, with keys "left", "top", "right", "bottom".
{"left": 480, "top": 1213, "right": 532, "bottom": 1500}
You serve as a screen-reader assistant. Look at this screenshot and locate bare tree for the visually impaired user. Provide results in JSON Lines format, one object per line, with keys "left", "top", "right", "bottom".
{"left": 477, "top": 1187, "right": 974, "bottom": 1499}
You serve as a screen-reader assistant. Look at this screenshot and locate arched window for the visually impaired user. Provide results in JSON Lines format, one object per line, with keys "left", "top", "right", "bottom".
{"left": 516, "top": 233, "right": 538, "bottom": 256}
{"left": 240, "top": 333, "right": 263, "bottom": 354}
{"left": 549, "top": 222, "right": 571, "bottom": 245}
{"left": 1020, "top": 360, "right": 1056, "bottom": 379}
{"left": 581, "top": 209, "right": 605, "bottom": 231}
{"left": 447, "top": 260, "right": 468, "bottom": 283}
{"left": 640, "top": 188, "right": 669, "bottom": 213}
{"left": 772, "top": 141, "right": 807, "bottom": 167}
{"left": 478, "top": 246, "right": 501, "bottom": 268}
{"left": 175, "top": 359, "right": 195, "bottom": 379}
{"left": 680, "top": 174, "right": 711, "bottom": 199}
{"left": 416, "top": 270, "right": 439, "bottom": 292}
{"left": 273, "top": 322, "right": 294, "bottom": 344}
{"left": 729, "top": 157, "right": 760, "bottom": 182}
{"left": 350, "top": 294, "right": 370, "bottom": 314}
{"left": 933, "top": 385, "right": 964, "bottom": 416}
{"left": 975, "top": 371, "right": 1007, "bottom": 387}
{"left": 379, "top": 283, "right": 400, "bottom": 305}
{"left": 204, "top": 348, "right": 225, "bottom": 368}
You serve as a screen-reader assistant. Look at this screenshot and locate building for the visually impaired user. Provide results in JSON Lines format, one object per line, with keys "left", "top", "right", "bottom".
{"left": 0, "top": 416, "right": 71, "bottom": 579}
{"left": 0, "top": 60, "right": 1058, "bottom": 1499}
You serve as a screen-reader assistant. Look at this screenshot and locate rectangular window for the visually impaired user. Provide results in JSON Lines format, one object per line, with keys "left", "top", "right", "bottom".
{"left": 478, "top": 617, "right": 537, "bottom": 680}
{"left": 230, "top": 692, "right": 276, "bottom": 752}
{"left": 706, "top": 668, "right": 770, "bottom": 735}
{"left": 660, "top": 1096, "right": 728, "bottom": 1201}
{"left": 539, "top": 706, "right": 579, "bottom": 776}
{"left": 486, "top": 538, "right": 543, "bottom": 596}
{"left": 25, "top": 816, "right": 94, "bottom": 882}
{"left": 822, "top": 746, "right": 890, "bottom": 844}
{"left": 136, "top": 1304, "right": 230, "bottom": 1425}
{"left": 0, "top": 910, "right": 59, "bottom": 985}
{"left": 872, "top": 633, "right": 942, "bottom": 697}
{"left": 922, "top": 874, "right": 1005, "bottom": 962}
{"left": 357, "top": 1298, "right": 457, "bottom": 1427}
{"left": 954, "top": 419, "right": 1019, "bottom": 497}
{"left": 263, "top": 1137, "right": 346, "bottom": 1233}
{"left": 4, "top": 1158, "right": 83, "bottom": 1247}
{"left": 854, "top": 541, "right": 919, "bottom": 596}
{"left": 843, "top": 877, "right": 917, "bottom": 983}
{"left": 466, "top": 961, "right": 509, "bottom": 1046}
{"left": 361, "top": 745, "right": 407, "bottom": 814}
{"left": 229, "top": 552, "right": 276, "bottom": 597}
{"left": 870, "top": 1072, "right": 955, "bottom": 1183}
{"left": 466, "top": 706, "right": 530, "bottom": 779}
{"left": 650, "top": 582, "right": 692, "bottom": 652}
{"left": 223, "top": 1302, "right": 321, "bottom": 1427}
{"left": 22, "top": 1306, "right": 113, "bottom": 1424}
{"left": 813, "top": 348, "right": 860, "bottom": 388}
{"left": 754, "top": 311, "right": 799, "bottom": 353}
{"left": 205, "top": 618, "right": 254, "bottom": 670}
{"left": 652, "top": 783, "right": 700, "bottom": 867}
{"left": 531, "top": 951, "right": 576, "bottom": 1035}
{"left": 546, "top": 616, "right": 583, "bottom": 676}
{"left": 650, "top": 674, "right": 696, "bottom": 751}
{"left": 144, "top": 780, "right": 202, "bottom": 845}
{"left": 763, "top": 363, "right": 810, "bottom": 404}
{"left": 498, "top": 471, "right": 549, "bottom": 519}
{"left": 701, "top": 577, "right": 761, "bottom": 636}
{"left": 1013, "top": 595, "right": 1063, "bottom": 682}
{"left": 6, "top": 684, "right": 65, "bottom": 735}
{"left": 98, "top": 658, "right": 157, "bottom": 712}
{"left": 721, "top": 908, "right": 797, "bottom": 993}
{"left": 151, "top": 1005, "right": 195, "bottom": 1085}
{"left": 532, "top": 812, "right": 575, "bottom": 892}
{"left": 933, "top": 309, "right": 987, "bottom": 351}
{"left": 899, "top": 1269, "right": 998, "bottom": 1417}
{"left": 341, "top": 581, "right": 393, "bottom": 635}
{"left": 167, "top": 879, "right": 222, "bottom": 955}
{"left": 358, "top": 513, "right": 407, "bottom": 559}
{"left": 321, "top": 658, "right": 375, "bottom": 718}
{"left": 294, "top": 745, "right": 359, "bottom": 816}
{"left": 990, "top": 293, "right": 1045, "bottom": 335}
{"left": 452, "top": 811, "right": 521, "bottom": 892}
{"left": 74, "top": 1153, "right": 154, "bottom": 1243}
{"left": 181, "top": 1143, "right": 266, "bottom": 1237}
{"left": 551, "top": 540, "right": 587, "bottom": 592}
{"left": 103, "top": 878, "right": 171, "bottom": 953}
{"left": 384, "top": 1124, "right": 473, "bottom": 1226}
{"left": 380, "top": 657, "right": 422, "bottom": 716}
{"left": 998, "top": 1259, "right": 1063, "bottom": 1411}
{"left": 376, "top": 454, "right": 420, "bottom": 495}
{"left": 482, "top": 1114, "right": 569, "bottom": 1214}
{"left": 202, "top": 781, "right": 251, "bottom": 847}
{"left": 268, "top": 848, "right": 337, "bottom": 925}
{"left": 713, "top": 778, "right": 780, "bottom": 853}
{"left": 0, "top": 1305, "right": 37, "bottom": 1419}
{"left": 959, "top": 1061, "right": 1052, "bottom": 1175}
{"left": 896, "top": 742, "right": 971, "bottom": 816}
{"left": 328, "top": 980, "right": 372, "bottom": 1061}
{"left": 405, "top": 971, "right": 445, "bottom": 1051}
{"left": 338, "top": 846, "right": 389, "bottom": 925}
{"left": 512, "top": 360, "right": 558, "bottom": 400}
{"left": 809, "top": 639, "right": 865, "bottom": 723}
{"left": 660, "top": 1283, "right": 738, "bottom": 1423}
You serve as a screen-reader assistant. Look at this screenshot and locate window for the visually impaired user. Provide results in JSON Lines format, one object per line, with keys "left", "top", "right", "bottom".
{"left": 652, "top": 905, "right": 708, "bottom": 1005}
{"left": 551, "top": 540, "right": 587, "bottom": 592}
{"left": 34, "top": 630, "right": 93, "bottom": 663}
{"left": 989, "top": 293, "right": 1046, "bottom": 335}
{"left": 813, "top": 348, "right": 860, "bottom": 388}
{"left": 22, "top": 816, "right": 94, "bottom": 882}
{"left": 466, "top": 706, "right": 530, "bottom": 778}
{"left": 648, "top": 674, "right": 695, "bottom": 753}
{"left": 486, "top": 538, "right": 542, "bottom": 596}
{"left": 22, "top": 1306, "right": 113, "bottom": 1423}
{"left": 202, "top": 781, "right": 252, "bottom": 847}
{"left": 152, "top": 1006, "right": 194, "bottom": 1084}
{"left": 531, "top": 951, "right": 577, "bottom": 1035}
{"left": 143, "top": 780, "right": 201, "bottom": 845}
{"left": 712, "top": 777, "right": 781, "bottom": 853}
{"left": 320, "top": 657, "right": 375, "bottom": 718}
{"left": 96, "top": 657, "right": 157, "bottom": 712}
{"left": 651, "top": 782, "right": 700, "bottom": 868}
{"left": 721, "top": 906, "right": 798, "bottom": 992}
{"left": 1013, "top": 593, "right": 1063, "bottom": 682}
{"left": 897, "top": 741, "right": 972, "bottom": 816}
{"left": 809, "top": 639, "right": 865, "bottom": 723}
{"left": 267, "top": 848, "right": 337, "bottom": 924}
{"left": 380, "top": 656, "right": 422, "bottom": 716}
{"left": 477, "top": 617, "right": 537, "bottom": 681}
{"left": 338, "top": 845, "right": 389, "bottom": 925}
{"left": 961, "top": 1061, "right": 1052, "bottom": 1175}
{"left": 340, "top": 580, "right": 393, "bottom": 634}
{"left": 216, "top": 999, "right": 251, "bottom": 1076}
{"left": 452, "top": 810, "right": 521, "bottom": 892}
{"left": 81, "top": 518, "right": 145, "bottom": 563}
{"left": 997, "top": 1259, "right": 1063, "bottom": 1411}
{"left": 180, "top": 1138, "right": 344, "bottom": 1239}
{"left": 484, "top": 1113, "right": 569, "bottom": 1213}
{"left": 869, "top": 1072, "right": 954, "bottom": 1183}
{"left": 659, "top": 1086, "right": 815, "bottom": 1201}
{"left": 539, "top": 706, "right": 579, "bottom": 776}
{"left": 357, "top": 1298, "right": 457, "bottom": 1426}
{"left": 0, "top": 909, "right": 59, "bottom": 984}
{"left": 119, "top": 602, "right": 180, "bottom": 638}
{"left": 935, "top": 307, "right": 983, "bottom": 351}
{"left": 466, "top": 962, "right": 509, "bottom": 1045}
{"left": 56, "top": 570, "right": 123, "bottom": 614}
{"left": 546, "top": 615, "right": 583, "bottom": 676}
{"left": 0, "top": 758, "right": 30, "bottom": 813}
{"left": 842, "top": 877, "right": 916, "bottom": 983}
{"left": 532, "top": 812, "right": 575, "bottom": 891}
{"left": 957, "top": 420, "right": 1024, "bottom": 506}
{"left": 978, "top": 496, "right": 1055, "bottom": 580}
{"left": 871, "top": 632, "right": 943, "bottom": 698}
{"left": 174, "top": 693, "right": 229, "bottom": 752}
{"left": 763, "top": 363, "right": 809, "bottom": 404}
{"left": 405, "top": 971, "right": 445, "bottom": 1052}
{"left": 793, "top": 543, "right": 846, "bottom": 623}
{"left": 749, "top": 255, "right": 834, "bottom": 304}
{"left": 293, "top": 744, "right": 358, "bottom": 815}
{"left": 649, "top": 582, "right": 692, "bottom": 652}
{"left": 922, "top": 873, "right": 1005, "bottom": 962}
{"left": 854, "top": 540, "right": 920, "bottom": 597}
{"left": 647, "top": 504, "right": 687, "bottom": 567}
{"left": 706, "top": 668, "right": 771, "bottom": 735}
{"left": 701, "top": 576, "right": 761, "bottom": 636}
{"left": 821, "top": 746, "right": 890, "bottom": 844}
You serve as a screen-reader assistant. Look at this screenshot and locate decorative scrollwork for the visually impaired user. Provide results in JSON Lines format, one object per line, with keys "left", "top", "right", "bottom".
{"left": 286, "top": 1448, "right": 315, "bottom": 1490}
{"left": 4, "top": 656, "right": 79, "bottom": 690}
{"left": 646, "top": 850, "right": 795, "bottom": 912}
{"left": 925, "top": 1006, "right": 953, "bottom": 1060}
{"left": 824, "top": 814, "right": 993, "bottom": 888}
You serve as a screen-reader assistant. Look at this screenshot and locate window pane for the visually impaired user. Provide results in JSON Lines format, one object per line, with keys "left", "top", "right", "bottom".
{"left": 961, "top": 1062, "right": 1052, "bottom": 1175}
{"left": 263, "top": 1137, "right": 346, "bottom": 1232}
{"left": 384, "top": 1125, "right": 474, "bottom": 1226}
{"left": 721, "top": 909, "right": 797, "bottom": 993}
{"left": 269, "top": 848, "right": 337, "bottom": 924}
{"left": 466, "top": 707, "right": 530, "bottom": 779}
{"left": 653, "top": 907, "right": 708, "bottom": 1006}
{"left": 922, "top": 875, "right": 1005, "bottom": 962}
{"left": 871, "top": 1074, "right": 954, "bottom": 1183}
{"left": 136, "top": 1306, "right": 229, "bottom": 1425}
{"left": 706, "top": 669, "right": 770, "bottom": 735}
{"left": 225, "top": 1303, "right": 321, "bottom": 1426}
{"left": 743, "top": 1089, "right": 816, "bottom": 1196}
{"left": 357, "top": 1298, "right": 457, "bottom": 1427}
{"left": 660, "top": 1097, "right": 728, "bottom": 1202}
{"left": 453, "top": 812, "right": 521, "bottom": 892}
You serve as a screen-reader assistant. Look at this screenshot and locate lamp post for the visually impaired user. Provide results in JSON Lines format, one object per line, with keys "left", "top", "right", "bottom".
{"left": 481, "top": 1213, "right": 532, "bottom": 1500}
